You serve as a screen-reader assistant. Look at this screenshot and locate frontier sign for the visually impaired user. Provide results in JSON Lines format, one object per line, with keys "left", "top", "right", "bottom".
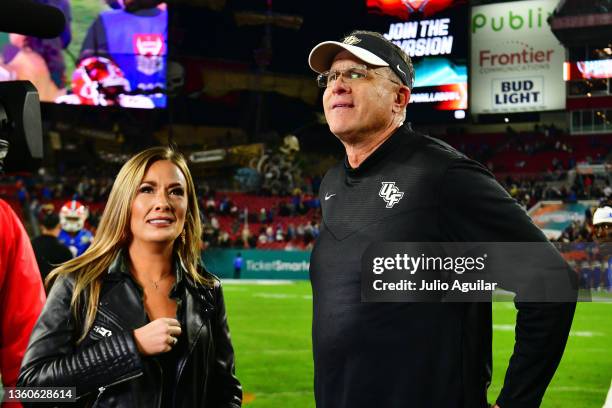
{"left": 470, "top": 0, "right": 565, "bottom": 114}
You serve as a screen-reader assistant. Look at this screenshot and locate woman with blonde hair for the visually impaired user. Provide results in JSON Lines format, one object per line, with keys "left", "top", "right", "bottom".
{"left": 18, "top": 146, "right": 242, "bottom": 407}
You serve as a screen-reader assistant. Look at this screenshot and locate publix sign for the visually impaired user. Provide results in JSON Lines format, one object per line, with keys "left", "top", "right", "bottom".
{"left": 470, "top": 0, "right": 565, "bottom": 114}
{"left": 472, "top": 6, "right": 550, "bottom": 34}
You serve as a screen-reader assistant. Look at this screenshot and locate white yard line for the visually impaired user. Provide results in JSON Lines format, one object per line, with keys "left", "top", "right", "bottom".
{"left": 252, "top": 293, "right": 312, "bottom": 300}
{"left": 222, "top": 279, "right": 296, "bottom": 285}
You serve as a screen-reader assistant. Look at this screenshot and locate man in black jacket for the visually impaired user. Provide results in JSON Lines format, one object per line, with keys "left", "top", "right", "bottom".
{"left": 31, "top": 212, "right": 72, "bottom": 284}
{"left": 307, "top": 30, "right": 576, "bottom": 408}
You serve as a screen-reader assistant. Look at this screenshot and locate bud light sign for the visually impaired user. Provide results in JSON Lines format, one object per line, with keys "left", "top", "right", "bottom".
{"left": 492, "top": 77, "right": 544, "bottom": 110}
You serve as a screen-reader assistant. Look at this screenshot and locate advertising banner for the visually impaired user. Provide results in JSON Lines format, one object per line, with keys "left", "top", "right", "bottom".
{"left": 202, "top": 249, "right": 311, "bottom": 280}
{"left": 528, "top": 201, "right": 592, "bottom": 240}
{"left": 470, "top": 0, "right": 565, "bottom": 114}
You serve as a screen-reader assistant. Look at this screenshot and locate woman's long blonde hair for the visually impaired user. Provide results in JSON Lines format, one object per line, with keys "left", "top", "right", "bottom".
{"left": 47, "top": 146, "right": 207, "bottom": 342}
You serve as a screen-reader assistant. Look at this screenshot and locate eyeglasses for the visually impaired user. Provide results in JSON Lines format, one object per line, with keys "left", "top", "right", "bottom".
{"left": 316, "top": 65, "right": 401, "bottom": 88}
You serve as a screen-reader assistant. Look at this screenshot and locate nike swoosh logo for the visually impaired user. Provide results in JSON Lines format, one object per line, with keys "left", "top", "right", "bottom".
{"left": 325, "top": 193, "right": 336, "bottom": 201}
{"left": 397, "top": 64, "right": 406, "bottom": 77}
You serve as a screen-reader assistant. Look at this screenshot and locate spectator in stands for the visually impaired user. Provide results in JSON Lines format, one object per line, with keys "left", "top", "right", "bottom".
{"left": 17, "top": 180, "right": 29, "bottom": 205}
{"left": 275, "top": 225, "right": 284, "bottom": 242}
{"left": 210, "top": 215, "right": 220, "bottom": 231}
{"left": 604, "top": 182, "right": 612, "bottom": 199}
{"left": 230, "top": 217, "right": 240, "bottom": 235}
{"left": 580, "top": 256, "right": 592, "bottom": 289}
{"left": 311, "top": 221, "right": 320, "bottom": 238}
{"left": 265, "top": 225, "right": 274, "bottom": 242}
{"left": 304, "top": 222, "right": 313, "bottom": 238}
{"left": 229, "top": 204, "right": 239, "bottom": 217}
{"left": 206, "top": 196, "right": 216, "bottom": 212}
{"left": 286, "top": 223, "right": 296, "bottom": 241}
{"left": 31, "top": 212, "right": 73, "bottom": 284}
{"left": 218, "top": 231, "right": 231, "bottom": 248}
{"left": 247, "top": 234, "right": 258, "bottom": 249}
{"left": 241, "top": 226, "right": 251, "bottom": 244}
{"left": 296, "top": 223, "right": 305, "bottom": 239}
{"left": 593, "top": 206, "right": 612, "bottom": 243}
{"left": 41, "top": 184, "right": 53, "bottom": 200}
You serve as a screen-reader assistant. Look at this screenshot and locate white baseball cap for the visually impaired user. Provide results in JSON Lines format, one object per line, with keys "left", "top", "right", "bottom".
{"left": 308, "top": 32, "right": 414, "bottom": 88}
{"left": 593, "top": 206, "right": 612, "bottom": 225}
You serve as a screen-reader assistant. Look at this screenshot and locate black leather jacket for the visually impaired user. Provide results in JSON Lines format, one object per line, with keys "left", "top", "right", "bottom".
{"left": 18, "top": 253, "right": 242, "bottom": 408}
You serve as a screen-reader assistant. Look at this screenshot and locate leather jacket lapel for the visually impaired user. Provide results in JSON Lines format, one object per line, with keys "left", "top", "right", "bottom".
{"left": 183, "top": 282, "right": 216, "bottom": 353}
{"left": 99, "top": 280, "right": 147, "bottom": 330}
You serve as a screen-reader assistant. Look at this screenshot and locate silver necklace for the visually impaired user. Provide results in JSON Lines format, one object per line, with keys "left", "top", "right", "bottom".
{"left": 149, "top": 272, "right": 172, "bottom": 290}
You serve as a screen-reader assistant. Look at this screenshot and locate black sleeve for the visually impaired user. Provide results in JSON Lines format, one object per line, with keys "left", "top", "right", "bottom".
{"left": 78, "top": 16, "right": 109, "bottom": 60}
{"left": 206, "top": 284, "right": 242, "bottom": 408}
{"left": 17, "top": 275, "right": 143, "bottom": 404}
{"left": 438, "top": 159, "right": 576, "bottom": 408}
{"left": 58, "top": 244, "right": 73, "bottom": 263}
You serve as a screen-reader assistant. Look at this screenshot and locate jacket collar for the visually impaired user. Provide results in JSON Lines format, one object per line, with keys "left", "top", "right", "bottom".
{"left": 108, "top": 248, "right": 185, "bottom": 282}
{"left": 343, "top": 122, "right": 414, "bottom": 180}
{"left": 106, "top": 249, "right": 214, "bottom": 309}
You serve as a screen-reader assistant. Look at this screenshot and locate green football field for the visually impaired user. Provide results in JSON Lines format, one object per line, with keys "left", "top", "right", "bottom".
{"left": 224, "top": 281, "right": 612, "bottom": 408}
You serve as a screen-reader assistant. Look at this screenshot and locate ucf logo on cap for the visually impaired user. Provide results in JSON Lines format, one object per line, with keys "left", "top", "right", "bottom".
{"left": 342, "top": 35, "right": 361, "bottom": 45}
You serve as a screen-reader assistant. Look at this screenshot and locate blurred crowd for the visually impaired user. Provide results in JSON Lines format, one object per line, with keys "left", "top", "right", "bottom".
{"left": 500, "top": 174, "right": 611, "bottom": 209}
{"left": 199, "top": 192, "right": 321, "bottom": 251}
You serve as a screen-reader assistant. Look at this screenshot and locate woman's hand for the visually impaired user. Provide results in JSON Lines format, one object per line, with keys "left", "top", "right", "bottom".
{"left": 133, "top": 318, "right": 181, "bottom": 356}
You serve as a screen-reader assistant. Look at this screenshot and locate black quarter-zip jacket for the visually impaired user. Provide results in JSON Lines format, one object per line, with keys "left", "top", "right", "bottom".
{"left": 310, "top": 124, "right": 576, "bottom": 408}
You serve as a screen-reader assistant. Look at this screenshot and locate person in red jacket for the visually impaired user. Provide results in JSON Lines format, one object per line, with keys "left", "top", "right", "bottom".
{"left": 0, "top": 198, "right": 46, "bottom": 404}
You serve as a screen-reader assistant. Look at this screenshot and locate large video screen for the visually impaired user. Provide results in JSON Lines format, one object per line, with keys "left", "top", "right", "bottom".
{"left": 367, "top": 0, "right": 469, "bottom": 122}
{"left": 0, "top": 0, "right": 167, "bottom": 109}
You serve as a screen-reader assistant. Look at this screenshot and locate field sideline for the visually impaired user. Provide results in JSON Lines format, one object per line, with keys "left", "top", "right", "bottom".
{"left": 225, "top": 281, "right": 612, "bottom": 408}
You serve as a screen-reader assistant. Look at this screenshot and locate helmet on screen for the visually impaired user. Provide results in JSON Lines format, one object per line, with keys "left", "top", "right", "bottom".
{"left": 71, "top": 56, "right": 131, "bottom": 106}
{"left": 60, "top": 200, "right": 88, "bottom": 233}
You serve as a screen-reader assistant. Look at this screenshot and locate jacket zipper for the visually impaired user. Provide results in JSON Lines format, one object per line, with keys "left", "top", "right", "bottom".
{"left": 88, "top": 306, "right": 142, "bottom": 407}
{"left": 91, "top": 386, "right": 105, "bottom": 408}
{"left": 90, "top": 371, "right": 143, "bottom": 407}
